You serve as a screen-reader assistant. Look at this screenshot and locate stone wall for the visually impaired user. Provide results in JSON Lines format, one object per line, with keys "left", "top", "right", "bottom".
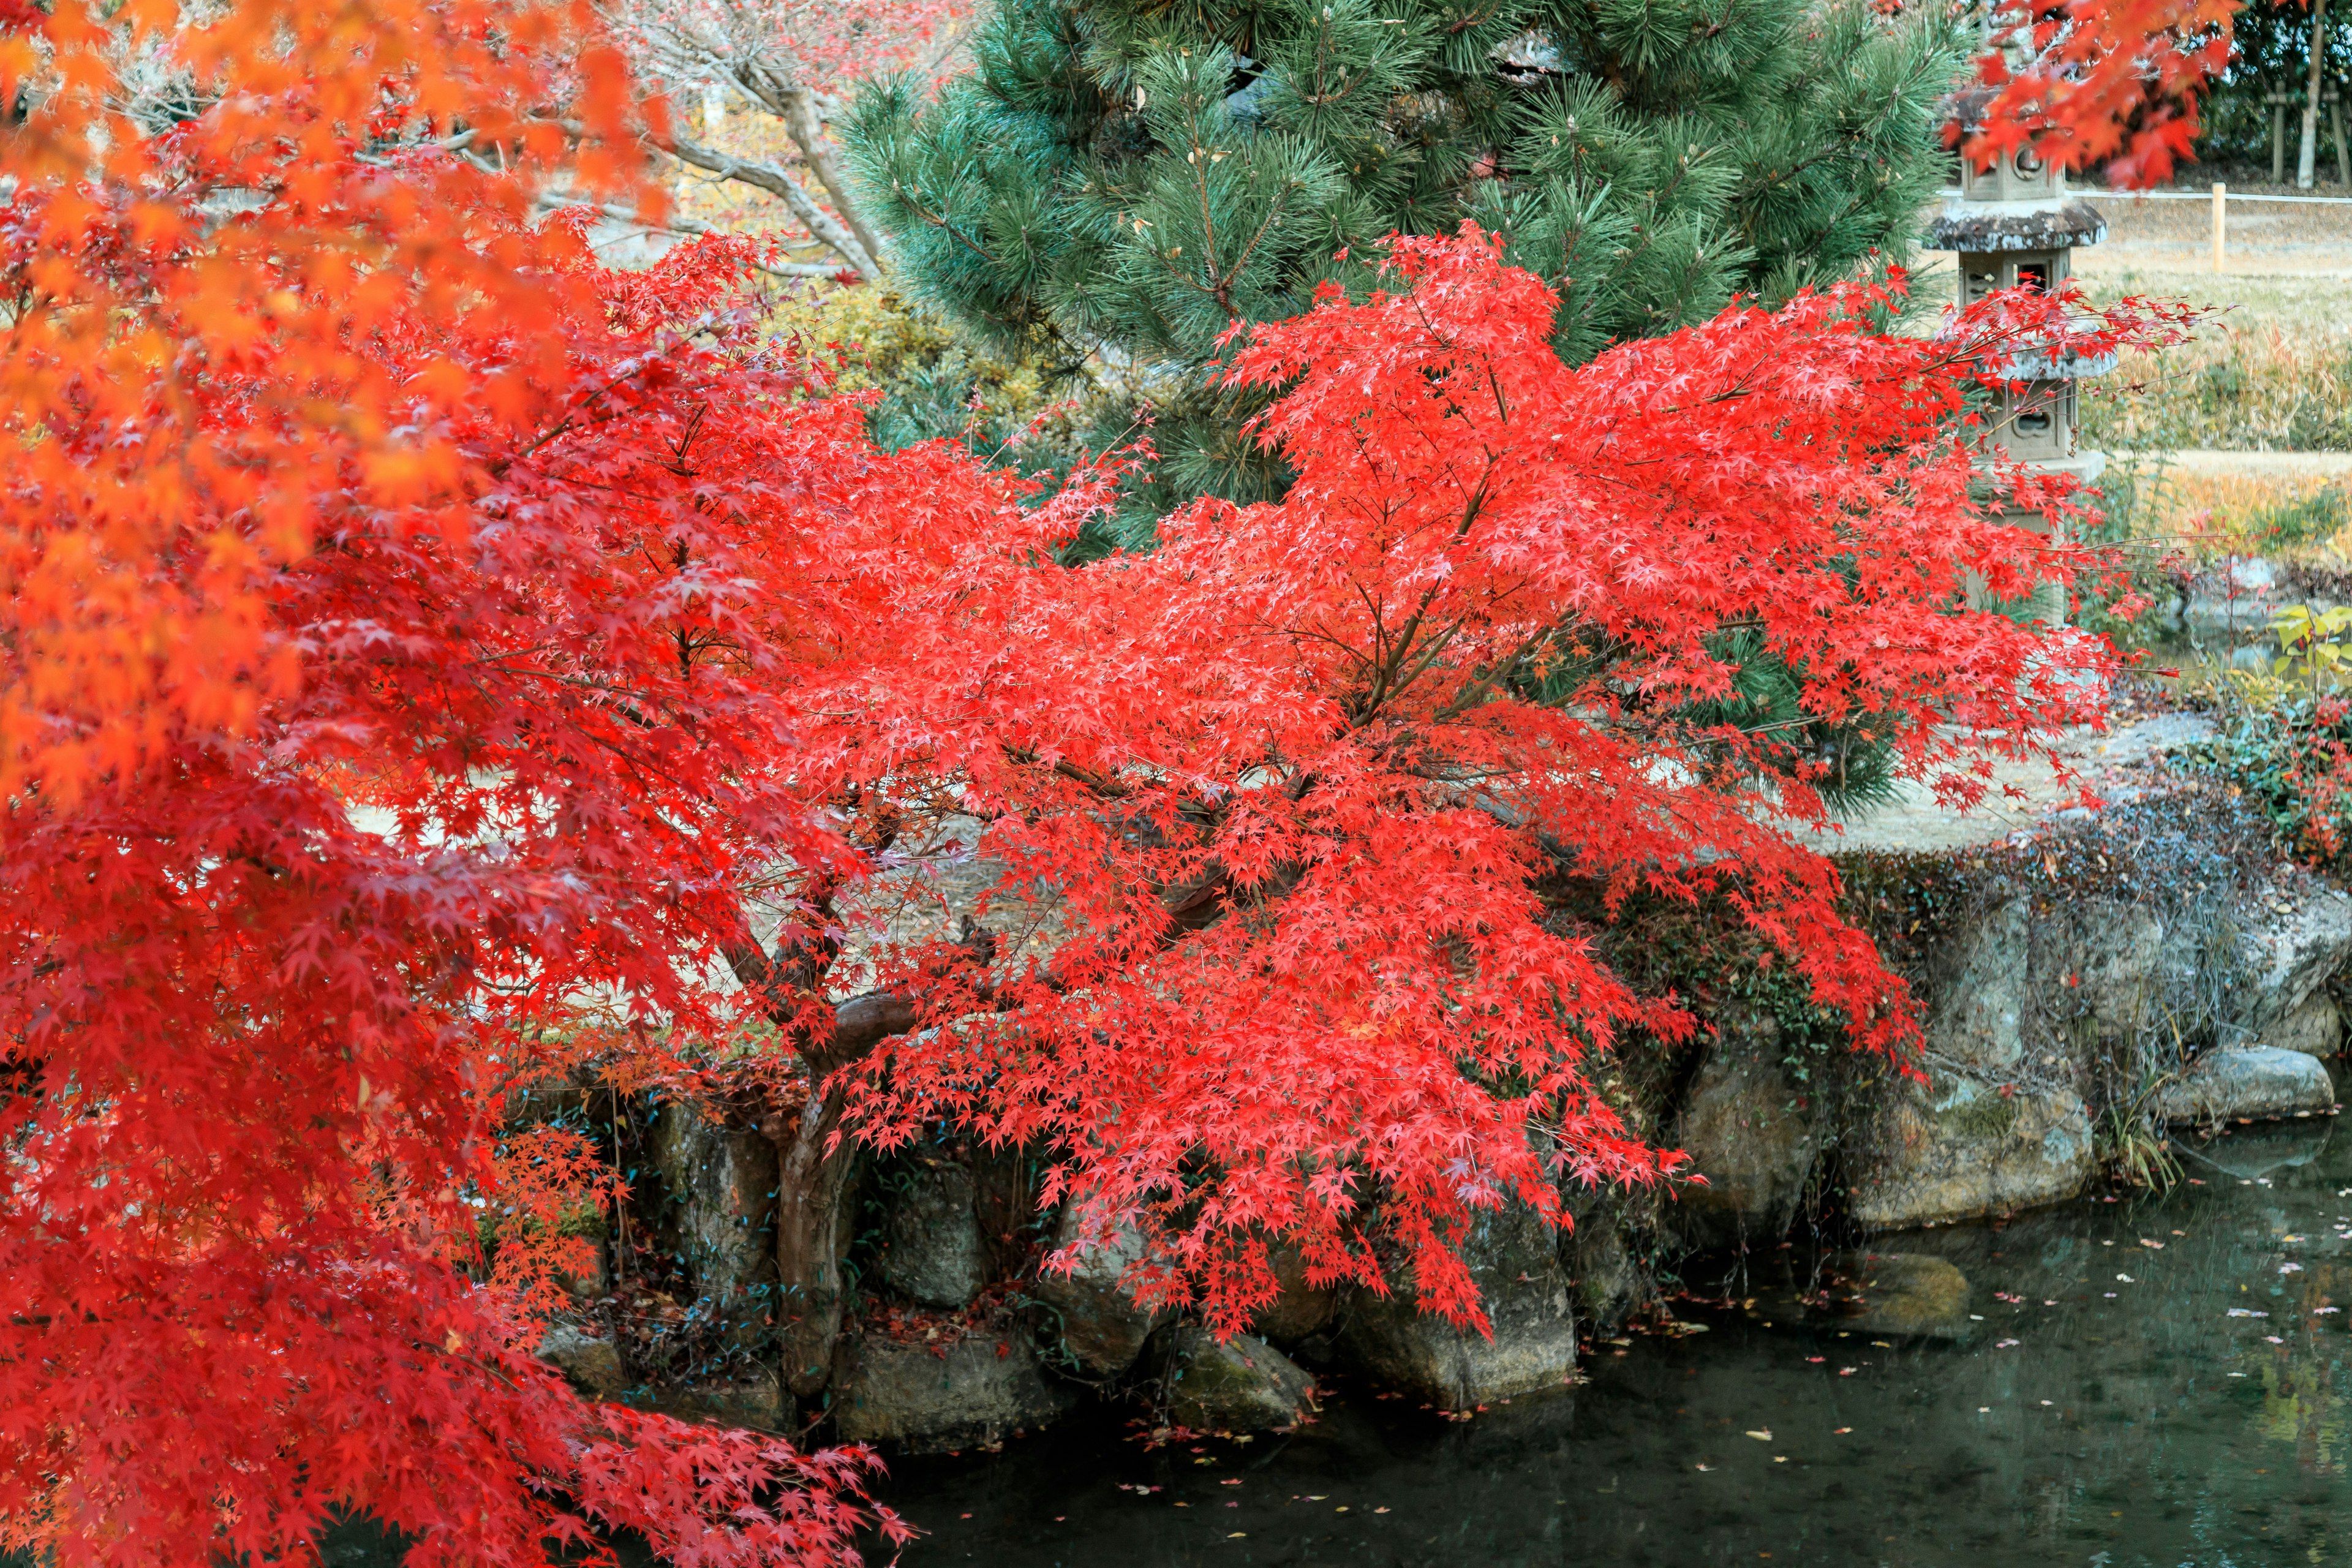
{"left": 526, "top": 790, "right": 2352, "bottom": 1453}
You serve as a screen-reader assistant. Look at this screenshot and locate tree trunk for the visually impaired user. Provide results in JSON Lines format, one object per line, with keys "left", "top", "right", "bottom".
{"left": 2300, "top": 0, "right": 2329, "bottom": 189}
{"left": 764, "top": 1077, "right": 860, "bottom": 1399}
{"left": 778, "top": 87, "right": 889, "bottom": 274}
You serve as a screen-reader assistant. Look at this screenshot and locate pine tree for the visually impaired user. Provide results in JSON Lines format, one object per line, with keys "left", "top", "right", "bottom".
{"left": 847, "top": 0, "right": 1963, "bottom": 522}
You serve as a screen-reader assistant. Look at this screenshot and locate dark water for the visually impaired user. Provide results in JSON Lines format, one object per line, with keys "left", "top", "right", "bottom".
{"left": 879, "top": 1119, "right": 2352, "bottom": 1567}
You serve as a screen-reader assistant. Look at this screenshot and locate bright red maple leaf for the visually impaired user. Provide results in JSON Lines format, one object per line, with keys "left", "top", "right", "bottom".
{"left": 1962, "top": 0, "right": 2241, "bottom": 186}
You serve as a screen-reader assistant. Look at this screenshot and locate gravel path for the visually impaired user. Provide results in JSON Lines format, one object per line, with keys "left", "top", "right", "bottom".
{"left": 1804, "top": 714, "right": 2217, "bottom": 855}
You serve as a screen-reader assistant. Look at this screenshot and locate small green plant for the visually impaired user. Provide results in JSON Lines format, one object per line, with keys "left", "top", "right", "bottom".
{"left": 2247, "top": 487, "right": 2350, "bottom": 548}
{"left": 2099, "top": 1076, "right": 2184, "bottom": 1192}
{"left": 2272, "top": 603, "right": 2352, "bottom": 693}
{"left": 2191, "top": 688, "right": 2352, "bottom": 869}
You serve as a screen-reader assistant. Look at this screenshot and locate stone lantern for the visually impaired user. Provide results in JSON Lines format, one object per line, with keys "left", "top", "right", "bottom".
{"left": 1923, "top": 134, "right": 2113, "bottom": 620}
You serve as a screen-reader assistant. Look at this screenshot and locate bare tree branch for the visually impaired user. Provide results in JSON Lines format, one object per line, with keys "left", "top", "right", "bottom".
{"left": 535, "top": 193, "right": 856, "bottom": 277}
{"left": 655, "top": 129, "right": 881, "bottom": 280}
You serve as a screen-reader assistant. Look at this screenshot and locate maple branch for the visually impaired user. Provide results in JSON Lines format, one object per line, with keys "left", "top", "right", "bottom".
{"left": 649, "top": 130, "right": 882, "bottom": 281}
{"left": 535, "top": 195, "right": 853, "bottom": 277}
{"left": 771, "top": 81, "right": 891, "bottom": 271}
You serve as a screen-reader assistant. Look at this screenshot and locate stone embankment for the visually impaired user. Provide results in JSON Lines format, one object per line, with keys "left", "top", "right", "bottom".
{"left": 534, "top": 715, "right": 2350, "bottom": 1453}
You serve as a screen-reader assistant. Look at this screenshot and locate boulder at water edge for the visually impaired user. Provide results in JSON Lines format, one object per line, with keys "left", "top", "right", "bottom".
{"left": 877, "top": 1158, "right": 987, "bottom": 1310}
{"left": 1338, "top": 1203, "right": 1577, "bottom": 1411}
{"left": 1031, "top": 1207, "right": 1167, "bottom": 1377}
{"left": 1846, "top": 1073, "right": 2095, "bottom": 1230}
{"left": 1147, "top": 1324, "right": 1317, "bottom": 1431}
{"left": 2240, "top": 891, "right": 2352, "bottom": 1039}
{"left": 1665, "top": 1006, "right": 1820, "bottom": 1251}
{"left": 537, "top": 1322, "right": 628, "bottom": 1397}
{"left": 1820, "top": 1252, "right": 1973, "bottom": 1340}
{"left": 652, "top": 1102, "right": 778, "bottom": 1339}
{"left": 2153, "top": 1046, "right": 2335, "bottom": 1123}
{"left": 1251, "top": 1242, "right": 1338, "bottom": 1346}
{"left": 1565, "top": 1216, "right": 1642, "bottom": 1336}
{"left": 644, "top": 1372, "right": 789, "bottom": 1431}
{"left": 2260, "top": 995, "right": 2345, "bottom": 1058}
{"left": 831, "top": 1333, "right": 1072, "bottom": 1453}
{"left": 1747, "top": 1251, "right": 1973, "bottom": 1340}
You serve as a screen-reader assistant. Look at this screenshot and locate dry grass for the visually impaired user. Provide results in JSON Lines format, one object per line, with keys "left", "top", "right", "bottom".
{"left": 2084, "top": 323, "right": 2352, "bottom": 453}
{"left": 2100, "top": 460, "right": 2352, "bottom": 554}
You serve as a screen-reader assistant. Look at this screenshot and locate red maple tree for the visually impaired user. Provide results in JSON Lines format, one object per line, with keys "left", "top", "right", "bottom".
{"left": 1962, "top": 0, "right": 2240, "bottom": 185}
{"left": 1, "top": 1, "right": 2192, "bottom": 1563}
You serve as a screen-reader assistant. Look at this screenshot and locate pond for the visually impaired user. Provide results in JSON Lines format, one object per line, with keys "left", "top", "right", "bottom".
{"left": 284, "top": 1115, "right": 2352, "bottom": 1567}
{"left": 875, "top": 1117, "right": 2352, "bottom": 1567}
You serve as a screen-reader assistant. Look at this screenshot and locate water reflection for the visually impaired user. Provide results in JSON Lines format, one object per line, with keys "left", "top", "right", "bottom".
{"left": 884, "top": 1114, "right": 2352, "bottom": 1566}
{"left": 263, "top": 1117, "right": 2352, "bottom": 1565}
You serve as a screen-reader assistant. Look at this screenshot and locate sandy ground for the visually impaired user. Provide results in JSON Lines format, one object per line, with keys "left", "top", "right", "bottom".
{"left": 2071, "top": 184, "right": 2352, "bottom": 280}
{"left": 1804, "top": 714, "right": 2218, "bottom": 854}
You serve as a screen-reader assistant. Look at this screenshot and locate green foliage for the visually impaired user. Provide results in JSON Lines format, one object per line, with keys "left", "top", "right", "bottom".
{"left": 2067, "top": 454, "right": 2188, "bottom": 652}
{"left": 2189, "top": 691, "right": 2352, "bottom": 870}
{"left": 847, "top": 0, "right": 1962, "bottom": 510}
{"left": 1673, "top": 628, "right": 1899, "bottom": 816}
{"left": 2248, "top": 486, "right": 2350, "bottom": 548}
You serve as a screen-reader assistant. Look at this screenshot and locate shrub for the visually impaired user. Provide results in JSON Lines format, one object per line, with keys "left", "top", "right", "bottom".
{"left": 2192, "top": 692, "right": 2352, "bottom": 868}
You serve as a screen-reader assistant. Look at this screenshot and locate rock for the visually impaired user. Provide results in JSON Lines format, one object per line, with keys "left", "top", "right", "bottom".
{"left": 1665, "top": 1008, "right": 1819, "bottom": 1250}
{"left": 652, "top": 1101, "right": 778, "bottom": 1338}
{"left": 1031, "top": 1207, "right": 1167, "bottom": 1378}
{"left": 537, "top": 1322, "right": 627, "bottom": 1397}
{"left": 1251, "top": 1243, "right": 1338, "bottom": 1346}
{"left": 2242, "top": 894, "right": 2352, "bottom": 1036}
{"left": 2261, "top": 993, "right": 2345, "bottom": 1058}
{"left": 2153, "top": 1046, "right": 2336, "bottom": 1124}
{"left": 1338, "top": 1203, "right": 1577, "bottom": 1411}
{"left": 1746, "top": 1253, "right": 1973, "bottom": 1340}
{"left": 1564, "top": 1217, "right": 1641, "bottom": 1336}
{"left": 2227, "top": 556, "right": 2277, "bottom": 594}
{"left": 2072, "top": 902, "right": 2166, "bottom": 1045}
{"left": 645, "top": 1372, "right": 789, "bottom": 1431}
{"left": 878, "top": 1159, "right": 987, "bottom": 1310}
{"left": 831, "top": 1333, "right": 1072, "bottom": 1453}
{"left": 1846, "top": 1074, "right": 2095, "bottom": 1231}
{"left": 555, "top": 1219, "right": 611, "bottom": 1302}
{"left": 1928, "top": 899, "right": 2029, "bottom": 1070}
{"left": 2185, "top": 1120, "right": 2334, "bottom": 1180}
{"left": 1146, "top": 1325, "right": 1316, "bottom": 1431}
{"left": 1817, "top": 1253, "right": 1973, "bottom": 1340}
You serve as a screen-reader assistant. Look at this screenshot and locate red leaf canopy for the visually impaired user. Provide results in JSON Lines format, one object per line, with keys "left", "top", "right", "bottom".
{"left": 0, "top": 1, "right": 2187, "bottom": 1561}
